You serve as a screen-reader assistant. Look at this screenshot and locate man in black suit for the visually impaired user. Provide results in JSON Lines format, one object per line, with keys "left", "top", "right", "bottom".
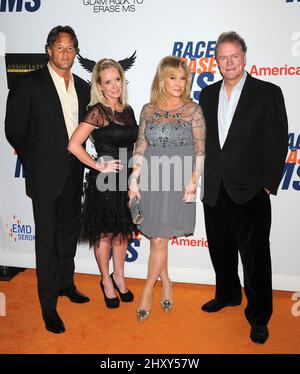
{"left": 199, "top": 31, "right": 288, "bottom": 344}
{"left": 5, "top": 26, "right": 90, "bottom": 334}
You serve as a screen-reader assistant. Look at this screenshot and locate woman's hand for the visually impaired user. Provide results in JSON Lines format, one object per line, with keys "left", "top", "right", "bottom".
{"left": 128, "top": 177, "right": 141, "bottom": 204}
{"left": 183, "top": 182, "right": 197, "bottom": 203}
{"left": 96, "top": 159, "right": 123, "bottom": 173}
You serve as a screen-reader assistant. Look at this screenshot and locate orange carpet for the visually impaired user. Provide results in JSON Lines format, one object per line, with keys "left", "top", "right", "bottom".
{"left": 0, "top": 269, "right": 299, "bottom": 354}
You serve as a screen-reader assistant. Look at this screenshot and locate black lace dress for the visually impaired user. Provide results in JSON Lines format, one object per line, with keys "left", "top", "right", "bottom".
{"left": 80, "top": 103, "right": 138, "bottom": 246}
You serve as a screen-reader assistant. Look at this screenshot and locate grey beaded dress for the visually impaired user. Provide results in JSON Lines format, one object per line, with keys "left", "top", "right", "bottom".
{"left": 134, "top": 101, "right": 205, "bottom": 239}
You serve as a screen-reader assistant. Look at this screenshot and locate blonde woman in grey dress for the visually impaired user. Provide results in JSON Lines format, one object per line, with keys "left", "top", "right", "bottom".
{"left": 129, "top": 56, "right": 206, "bottom": 321}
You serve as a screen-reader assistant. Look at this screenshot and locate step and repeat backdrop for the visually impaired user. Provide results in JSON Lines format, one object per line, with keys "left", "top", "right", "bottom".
{"left": 0, "top": 0, "right": 299, "bottom": 290}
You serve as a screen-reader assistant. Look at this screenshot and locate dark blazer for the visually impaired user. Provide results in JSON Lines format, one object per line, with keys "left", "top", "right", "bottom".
{"left": 5, "top": 66, "right": 90, "bottom": 199}
{"left": 199, "top": 73, "right": 288, "bottom": 206}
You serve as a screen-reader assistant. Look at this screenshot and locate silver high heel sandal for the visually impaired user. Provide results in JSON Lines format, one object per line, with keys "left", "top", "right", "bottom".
{"left": 137, "top": 309, "right": 151, "bottom": 322}
{"left": 160, "top": 281, "right": 173, "bottom": 312}
{"left": 137, "top": 290, "right": 152, "bottom": 321}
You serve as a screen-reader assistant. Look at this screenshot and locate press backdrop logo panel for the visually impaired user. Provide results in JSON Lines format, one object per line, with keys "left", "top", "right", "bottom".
{"left": 0, "top": 0, "right": 41, "bottom": 12}
{"left": 170, "top": 237, "right": 208, "bottom": 249}
{"left": 250, "top": 64, "right": 300, "bottom": 77}
{"left": 5, "top": 53, "right": 46, "bottom": 89}
{"left": 250, "top": 31, "right": 300, "bottom": 75}
{"left": 6, "top": 215, "right": 35, "bottom": 242}
{"left": 281, "top": 132, "right": 300, "bottom": 191}
{"left": 172, "top": 40, "right": 217, "bottom": 102}
{"left": 82, "top": 0, "right": 144, "bottom": 13}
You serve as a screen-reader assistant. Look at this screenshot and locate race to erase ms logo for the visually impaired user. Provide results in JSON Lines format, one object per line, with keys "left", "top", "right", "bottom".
{"left": 7, "top": 149, "right": 25, "bottom": 178}
{"left": 110, "top": 233, "right": 142, "bottom": 263}
{"left": 0, "top": 0, "right": 41, "bottom": 12}
{"left": 125, "top": 237, "right": 140, "bottom": 262}
{"left": 281, "top": 133, "right": 300, "bottom": 191}
{"left": 172, "top": 40, "right": 217, "bottom": 102}
{"left": 6, "top": 215, "right": 35, "bottom": 242}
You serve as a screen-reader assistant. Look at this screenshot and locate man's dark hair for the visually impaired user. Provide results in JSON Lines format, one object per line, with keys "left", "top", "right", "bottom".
{"left": 45, "top": 25, "right": 79, "bottom": 56}
{"left": 215, "top": 31, "right": 247, "bottom": 57}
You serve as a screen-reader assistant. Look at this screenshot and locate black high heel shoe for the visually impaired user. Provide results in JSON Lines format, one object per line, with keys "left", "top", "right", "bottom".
{"left": 100, "top": 280, "right": 120, "bottom": 308}
{"left": 110, "top": 273, "right": 134, "bottom": 302}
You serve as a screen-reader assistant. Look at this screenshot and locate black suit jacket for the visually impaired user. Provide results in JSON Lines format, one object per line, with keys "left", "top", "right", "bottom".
{"left": 5, "top": 66, "right": 90, "bottom": 199}
{"left": 199, "top": 73, "right": 288, "bottom": 206}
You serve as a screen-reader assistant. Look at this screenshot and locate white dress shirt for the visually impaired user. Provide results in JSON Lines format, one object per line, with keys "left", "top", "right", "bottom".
{"left": 218, "top": 70, "right": 247, "bottom": 148}
{"left": 47, "top": 62, "right": 79, "bottom": 139}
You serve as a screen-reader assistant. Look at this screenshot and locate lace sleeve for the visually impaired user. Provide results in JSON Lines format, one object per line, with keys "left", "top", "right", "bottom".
{"left": 127, "top": 105, "right": 138, "bottom": 126}
{"left": 133, "top": 104, "right": 148, "bottom": 161}
{"left": 82, "top": 104, "right": 106, "bottom": 128}
{"left": 192, "top": 104, "right": 206, "bottom": 174}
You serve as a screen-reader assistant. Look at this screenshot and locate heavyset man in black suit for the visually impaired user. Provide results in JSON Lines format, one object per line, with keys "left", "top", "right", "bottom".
{"left": 5, "top": 26, "right": 90, "bottom": 334}
{"left": 199, "top": 32, "right": 288, "bottom": 344}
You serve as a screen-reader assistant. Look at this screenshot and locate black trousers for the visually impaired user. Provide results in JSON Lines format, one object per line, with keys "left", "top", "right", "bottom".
{"left": 203, "top": 184, "right": 272, "bottom": 326}
{"left": 32, "top": 166, "right": 82, "bottom": 313}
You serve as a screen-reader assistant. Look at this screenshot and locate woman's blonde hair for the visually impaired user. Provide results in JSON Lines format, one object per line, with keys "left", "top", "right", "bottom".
{"left": 89, "top": 58, "right": 128, "bottom": 108}
{"left": 150, "top": 55, "right": 191, "bottom": 104}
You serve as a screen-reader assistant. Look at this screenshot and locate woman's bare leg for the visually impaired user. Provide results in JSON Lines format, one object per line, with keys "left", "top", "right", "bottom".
{"left": 138, "top": 237, "right": 169, "bottom": 311}
{"left": 94, "top": 234, "right": 116, "bottom": 298}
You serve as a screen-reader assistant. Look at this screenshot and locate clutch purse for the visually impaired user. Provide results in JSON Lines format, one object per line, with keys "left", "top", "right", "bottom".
{"left": 130, "top": 197, "right": 144, "bottom": 225}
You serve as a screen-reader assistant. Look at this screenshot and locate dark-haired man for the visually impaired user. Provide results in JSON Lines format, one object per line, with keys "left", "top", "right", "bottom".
{"left": 199, "top": 31, "right": 288, "bottom": 344}
{"left": 5, "top": 26, "right": 90, "bottom": 334}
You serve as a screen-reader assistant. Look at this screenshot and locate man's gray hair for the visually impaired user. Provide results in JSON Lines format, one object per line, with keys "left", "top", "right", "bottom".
{"left": 215, "top": 31, "right": 247, "bottom": 57}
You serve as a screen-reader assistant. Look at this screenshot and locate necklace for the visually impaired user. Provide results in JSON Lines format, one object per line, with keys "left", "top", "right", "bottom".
{"left": 157, "top": 101, "right": 185, "bottom": 112}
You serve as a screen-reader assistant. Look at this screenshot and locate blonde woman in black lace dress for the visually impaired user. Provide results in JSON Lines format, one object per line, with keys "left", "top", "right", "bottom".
{"left": 129, "top": 56, "right": 206, "bottom": 321}
{"left": 68, "top": 59, "right": 138, "bottom": 308}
